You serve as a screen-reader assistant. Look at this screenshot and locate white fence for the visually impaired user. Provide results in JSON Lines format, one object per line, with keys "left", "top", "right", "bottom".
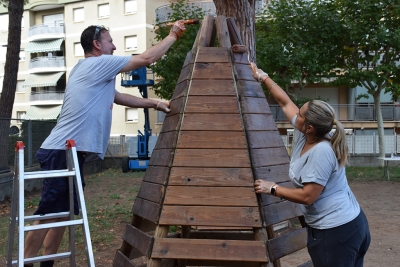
{"left": 106, "top": 133, "right": 400, "bottom": 158}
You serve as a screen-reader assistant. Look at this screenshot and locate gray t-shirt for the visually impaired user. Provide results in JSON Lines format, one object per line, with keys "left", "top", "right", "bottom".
{"left": 41, "top": 55, "right": 131, "bottom": 159}
{"left": 289, "top": 115, "right": 360, "bottom": 229}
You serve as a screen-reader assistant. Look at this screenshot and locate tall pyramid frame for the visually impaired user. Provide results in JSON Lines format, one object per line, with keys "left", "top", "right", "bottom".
{"left": 113, "top": 15, "right": 313, "bottom": 267}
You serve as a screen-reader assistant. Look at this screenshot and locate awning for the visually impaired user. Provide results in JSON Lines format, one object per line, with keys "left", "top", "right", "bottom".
{"left": 24, "top": 105, "right": 62, "bottom": 120}
{"left": 25, "top": 38, "right": 64, "bottom": 53}
{"left": 23, "top": 72, "right": 64, "bottom": 88}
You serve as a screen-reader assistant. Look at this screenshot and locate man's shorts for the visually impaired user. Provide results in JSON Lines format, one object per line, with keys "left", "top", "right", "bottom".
{"left": 34, "top": 148, "right": 85, "bottom": 216}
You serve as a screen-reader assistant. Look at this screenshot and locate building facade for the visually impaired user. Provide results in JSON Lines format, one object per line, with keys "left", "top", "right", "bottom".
{"left": 0, "top": 0, "right": 170, "bottom": 138}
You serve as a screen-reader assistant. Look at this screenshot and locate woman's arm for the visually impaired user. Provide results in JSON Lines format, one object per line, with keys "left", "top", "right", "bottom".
{"left": 254, "top": 179, "right": 324, "bottom": 205}
{"left": 250, "top": 63, "right": 299, "bottom": 123}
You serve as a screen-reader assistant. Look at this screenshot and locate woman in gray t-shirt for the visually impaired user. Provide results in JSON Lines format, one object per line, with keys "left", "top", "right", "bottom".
{"left": 250, "top": 63, "right": 371, "bottom": 267}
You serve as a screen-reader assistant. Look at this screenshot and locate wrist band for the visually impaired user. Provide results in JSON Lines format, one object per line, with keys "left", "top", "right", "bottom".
{"left": 258, "top": 73, "right": 268, "bottom": 83}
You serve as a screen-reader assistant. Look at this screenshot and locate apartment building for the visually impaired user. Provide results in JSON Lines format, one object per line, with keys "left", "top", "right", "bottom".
{"left": 0, "top": 0, "right": 171, "bottom": 137}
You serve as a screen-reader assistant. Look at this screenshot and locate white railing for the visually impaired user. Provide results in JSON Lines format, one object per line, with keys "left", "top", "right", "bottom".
{"left": 30, "top": 91, "right": 65, "bottom": 101}
{"left": 29, "top": 56, "right": 65, "bottom": 69}
{"left": 270, "top": 103, "right": 400, "bottom": 122}
{"left": 28, "top": 21, "right": 65, "bottom": 38}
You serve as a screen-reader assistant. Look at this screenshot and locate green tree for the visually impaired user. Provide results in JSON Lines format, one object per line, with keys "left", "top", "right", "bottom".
{"left": 255, "top": 0, "right": 344, "bottom": 99}
{"left": 152, "top": 0, "right": 206, "bottom": 100}
{"left": 0, "top": 0, "right": 25, "bottom": 171}
{"left": 335, "top": 0, "right": 400, "bottom": 160}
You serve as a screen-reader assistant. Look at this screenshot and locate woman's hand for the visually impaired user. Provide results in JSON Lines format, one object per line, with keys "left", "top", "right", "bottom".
{"left": 254, "top": 179, "right": 276, "bottom": 194}
{"left": 250, "top": 62, "right": 268, "bottom": 83}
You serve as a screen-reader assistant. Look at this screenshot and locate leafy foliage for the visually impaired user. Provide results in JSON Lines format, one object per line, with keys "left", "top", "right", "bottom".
{"left": 255, "top": 0, "right": 344, "bottom": 98}
{"left": 152, "top": 0, "right": 206, "bottom": 100}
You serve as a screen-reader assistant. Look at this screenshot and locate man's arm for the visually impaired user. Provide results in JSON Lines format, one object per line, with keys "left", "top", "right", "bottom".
{"left": 114, "top": 92, "right": 170, "bottom": 113}
{"left": 120, "top": 21, "right": 186, "bottom": 73}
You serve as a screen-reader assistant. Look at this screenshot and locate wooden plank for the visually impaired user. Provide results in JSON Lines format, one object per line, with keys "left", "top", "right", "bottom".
{"left": 142, "top": 166, "right": 170, "bottom": 185}
{"left": 177, "top": 131, "right": 247, "bottom": 149}
{"left": 159, "top": 206, "right": 262, "bottom": 227}
{"left": 185, "top": 96, "right": 239, "bottom": 113}
{"left": 189, "top": 79, "right": 236, "bottom": 96}
{"left": 247, "top": 130, "right": 285, "bottom": 149}
{"left": 235, "top": 62, "right": 256, "bottom": 81}
{"left": 169, "top": 167, "right": 253, "bottom": 187}
{"left": 122, "top": 224, "right": 153, "bottom": 257}
{"left": 197, "top": 15, "right": 215, "bottom": 47}
{"left": 193, "top": 63, "right": 233, "bottom": 79}
{"left": 169, "top": 95, "right": 185, "bottom": 116}
{"left": 151, "top": 238, "right": 267, "bottom": 262}
{"left": 227, "top": 17, "right": 243, "bottom": 45}
{"left": 113, "top": 250, "right": 137, "bottom": 267}
{"left": 251, "top": 147, "right": 290, "bottom": 167}
{"left": 153, "top": 131, "right": 179, "bottom": 150}
{"left": 177, "top": 63, "right": 193, "bottom": 84}
{"left": 254, "top": 164, "right": 290, "bottom": 183}
{"left": 148, "top": 149, "right": 174, "bottom": 167}
{"left": 241, "top": 97, "right": 272, "bottom": 114}
{"left": 187, "top": 260, "right": 259, "bottom": 267}
{"left": 160, "top": 114, "right": 182, "bottom": 133}
{"left": 132, "top": 197, "right": 161, "bottom": 223}
{"left": 244, "top": 113, "right": 278, "bottom": 131}
{"left": 163, "top": 186, "right": 258, "bottom": 206}
{"left": 147, "top": 226, "right": 170, "bottom": 267}
{"left": 173, "top": 149, "right": 251, "bottom": 168}
{"left": 171, "top": 80, "right": 189, "bottom": 100}
{"left": 262, "top": 201, "right": 303, "bottom": 226}
{"left": 267, "top": 228, "right": 308, "bottom": 262}
{"left": 137, "top": 182, "right": 165, "bottom": 204}
{"left": 215, "top": 15, "right": 231, "bottom": 48}
{"left": 237, "top": 80, "right": 266, "bottom": 98}
{"left": 233, "top": 52, "right": 251, "bottom": 65}
{"left": 181, "top": 114, "right": 243, "bottom": 131}
{"left": 197, "top": 47, "right": 230, "bottom": 63}
{"left": 182, "top": 48, "right": 195, "bottom": 68}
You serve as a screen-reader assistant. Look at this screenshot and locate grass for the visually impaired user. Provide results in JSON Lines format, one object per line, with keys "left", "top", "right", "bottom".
{"left": 1, "top": 166, "right": 399, "bottom": 265}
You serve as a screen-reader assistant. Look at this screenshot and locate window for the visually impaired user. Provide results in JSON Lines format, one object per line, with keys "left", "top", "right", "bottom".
{"left": 73, "top": 8, "right": 85, "bottom": 22}
{"left": 74, "top": 43, "right": 84, "bottom": 57}
{"left": 125, "top": 36, "right": 137, "bottom": 50}
{"left": 0, "top": 45, "right": 6, "bottom": 62}
{"left": 16, "top": 81, "right": 25, "bottom": 93}
{"left": 19, "top": 50, "right": 25, "bottom": 61}
{"left": 0, "top": 14, "right": 8, "bottom": 31}
{"left": 17, "top": 111, "right": 26, "bottom": 124}
{"left": 43, "top": 13, "right": 64, "bottom": 25}
{"left": 125, "top": 0, "right": 137, "bottom": 14}
{"left": 157, "top": 110, "right": 166, "bottom": 123}
{"left": 21, "top": 16, "right": 24, "bottom": 29}
{"left": 126, "top": 108, "right": 138, "bottom": 122}
{"left": 98, "top": 4, "right": 110, "bottom": 18}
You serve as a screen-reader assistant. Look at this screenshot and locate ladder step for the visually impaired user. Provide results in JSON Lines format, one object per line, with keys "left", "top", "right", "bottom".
{"left": 12, "top": 252, "right": 71, "bottom": 265}
{"left": 19, "top": 212, "right": 71, "bottom": 222}
{"left": 24, "top": 170, "right": 76, "bottom": 180}
{"left": 24, "top": 219, "right": 84, "bottom": 231}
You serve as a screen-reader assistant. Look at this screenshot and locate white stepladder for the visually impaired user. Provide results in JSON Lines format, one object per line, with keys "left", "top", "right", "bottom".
{"left": 6, "top": 140, "right": 95, "bottom": 267}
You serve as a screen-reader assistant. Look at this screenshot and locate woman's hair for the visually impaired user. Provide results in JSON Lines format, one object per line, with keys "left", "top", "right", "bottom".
{"left": 80, "top": 25, "right": 108, "bottom": 54}
{"left": 305, "top": 100, "right": 348, "bottom": 166}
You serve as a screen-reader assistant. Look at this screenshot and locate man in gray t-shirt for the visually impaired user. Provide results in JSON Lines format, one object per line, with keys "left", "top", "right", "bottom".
{"left": 23, "top": 22, "right": 186, "bottom": 267}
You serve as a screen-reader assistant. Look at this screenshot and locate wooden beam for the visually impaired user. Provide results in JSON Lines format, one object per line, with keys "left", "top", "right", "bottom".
{"left": 215, "top": 15, "right": 231, "bottom": 48}
{"left": 151, "top": 238, "right": 268, "bottom": 262}
{"left": 267, "top": 228, "right": 308, "bottom": 262}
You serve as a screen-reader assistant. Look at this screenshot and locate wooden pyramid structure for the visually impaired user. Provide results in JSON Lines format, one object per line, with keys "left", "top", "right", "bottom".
{"left": 113, "top": 15, "right": 313, "bottom": 267}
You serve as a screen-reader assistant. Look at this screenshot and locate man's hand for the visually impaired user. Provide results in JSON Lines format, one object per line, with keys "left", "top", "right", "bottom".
{"left": 156, "top": 101, "right": 170, "bottom": 113}
{"left": 169, "top": 20, "right": 186, "bottom": 40}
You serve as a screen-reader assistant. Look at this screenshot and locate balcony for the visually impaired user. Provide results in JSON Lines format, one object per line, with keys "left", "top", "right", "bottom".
{"left": 270, "top": 103, "right": 400, "bottom": 123}
{"left": 29, "top": 56, "right": 65, "bottom": 73}
{"left": 28, "top": 21, "right": 65, "bottom": 41}
{"left": 155, "top": 0, "right": 267, "bottom": 23}
{"left": 30, "top": 90, "right": 65, "bottom": 102}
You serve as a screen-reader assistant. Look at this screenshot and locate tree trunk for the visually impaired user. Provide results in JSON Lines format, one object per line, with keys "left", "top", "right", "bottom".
{"left": 0, "top": 0, "right": 24, "bottom": 171}
{"left": 374, "top": 92, "right": 386, "bottom": 167}
{"left": 213, "top": 0, "right": 256, "bottom": 62}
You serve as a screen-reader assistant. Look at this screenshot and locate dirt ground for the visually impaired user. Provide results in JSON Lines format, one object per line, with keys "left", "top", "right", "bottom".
{"left": 89, "top": 180, "right": 400, "bottom": 267}
{"left": 3, "top": 179, "right": 399, "bottom": 266}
